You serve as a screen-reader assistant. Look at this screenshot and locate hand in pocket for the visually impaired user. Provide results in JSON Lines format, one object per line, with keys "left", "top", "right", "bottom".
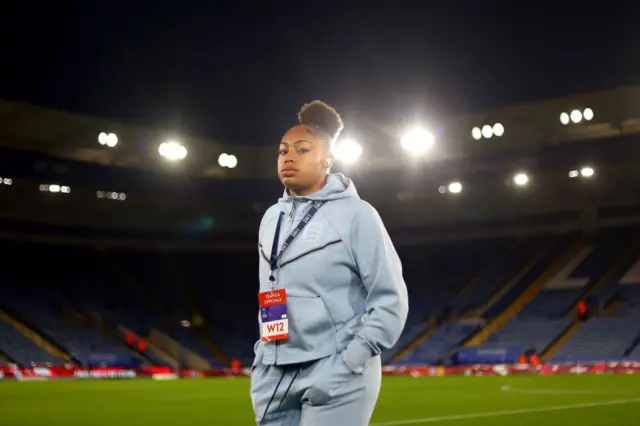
{"left": 306, "top": 353, "right": 356, "bottom": 406}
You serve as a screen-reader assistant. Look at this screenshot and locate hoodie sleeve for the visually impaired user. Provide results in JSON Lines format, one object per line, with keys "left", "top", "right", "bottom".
{"left": 342, "top": 202, "right": 409, "bottom": 374}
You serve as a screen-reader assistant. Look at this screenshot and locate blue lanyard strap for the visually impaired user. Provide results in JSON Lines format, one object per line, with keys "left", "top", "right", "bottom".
{"left": 269, "top": 200, "right": 325, "bottom": 280}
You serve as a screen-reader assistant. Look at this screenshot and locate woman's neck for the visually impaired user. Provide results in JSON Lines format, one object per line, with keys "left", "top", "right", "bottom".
{"left": 288, "top": 178, "right": 326, "bottom": 197}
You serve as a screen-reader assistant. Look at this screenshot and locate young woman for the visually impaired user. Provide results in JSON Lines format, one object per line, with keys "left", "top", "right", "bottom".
{"left": 251, "top": 100, "right": 408, "bottom": 426}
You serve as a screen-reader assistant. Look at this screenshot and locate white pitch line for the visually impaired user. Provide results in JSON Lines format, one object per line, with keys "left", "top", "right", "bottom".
{"left": 370, "top": 398, "right": 640, "bottom": 426}
{"left": 500, "top": 384, "right": 632, "bottom": 395}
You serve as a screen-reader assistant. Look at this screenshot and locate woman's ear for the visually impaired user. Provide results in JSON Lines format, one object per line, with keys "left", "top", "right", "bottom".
{"left": 325, "top": 155, "right": 334, "bottom": 171}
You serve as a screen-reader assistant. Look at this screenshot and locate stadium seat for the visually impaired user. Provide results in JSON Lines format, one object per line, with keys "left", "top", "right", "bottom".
{"left": 0, "top": 319, "right": 60, "bottom": 366}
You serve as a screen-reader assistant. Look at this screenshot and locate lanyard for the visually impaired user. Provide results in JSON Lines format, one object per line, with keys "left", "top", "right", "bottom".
{"left": 269, "top": 200, "right": 325, "bottom": 284}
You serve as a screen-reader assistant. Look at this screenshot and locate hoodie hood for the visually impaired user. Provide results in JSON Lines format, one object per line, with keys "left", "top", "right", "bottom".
{"left": 279, "top": 173, "right": 359, "bottom": 203}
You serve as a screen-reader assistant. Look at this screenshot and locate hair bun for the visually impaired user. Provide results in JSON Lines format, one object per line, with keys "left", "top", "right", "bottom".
{"left": 298, "top": 100, "right": 344, "bottom": 141}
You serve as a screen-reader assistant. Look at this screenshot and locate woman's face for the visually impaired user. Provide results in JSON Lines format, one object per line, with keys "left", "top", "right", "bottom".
{"left": 278, "top": 125, "right": 331, "bottom": 195}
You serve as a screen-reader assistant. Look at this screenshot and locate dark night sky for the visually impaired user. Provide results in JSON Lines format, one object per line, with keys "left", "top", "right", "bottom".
{"left": 3, "top": 1, "right": 640, "bottom": 146}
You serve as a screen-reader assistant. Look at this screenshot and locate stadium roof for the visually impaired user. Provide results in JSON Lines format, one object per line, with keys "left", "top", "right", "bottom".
{"left": 2, "top": 85, "right": 640, "bottom": 179}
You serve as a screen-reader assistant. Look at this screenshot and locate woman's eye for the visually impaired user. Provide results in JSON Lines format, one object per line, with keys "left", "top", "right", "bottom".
{"left": 298, "top": 148, "right": 309, "bottom": 153}
{"left": 278, "top": 149, "right": 287, "bottom": 155}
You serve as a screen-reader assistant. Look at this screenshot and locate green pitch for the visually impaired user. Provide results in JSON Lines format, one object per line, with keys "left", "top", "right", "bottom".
{"left": 1, "top": 375, "right": 639, "bottom": 425}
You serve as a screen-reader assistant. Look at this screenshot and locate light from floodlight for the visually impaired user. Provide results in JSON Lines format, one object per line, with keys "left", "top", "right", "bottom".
{"left": 98, "top": 132, "right": 118, "bottom": 147}
{"left": 98, "top": 191, "right": 126, "bottom": 200}
{"left": 159, "top": 141, "right": 187, "bottom": 161}
{"left": 513, "top": 173, "right": 529, "bottom": 186}
{"left": 401, "top": 128, "right": 434, "bottom": 156}
{"left": 581, "top": 166, "right": 594, "bottom": 177}
{"left": 481, "top": 125, "right": 493, "bottom": 139}
{"left": 40, "top": 184, "right": 70, "bottom": 194}
{"left": 493, "top": 123, "right": 505, "bottom": 137}
{"left": 334, "top": 138, "right": 363, "bottom": 165}
{"left": 569, "top": 167, "right": 594, "bottom": 179}
{"left": 448, "top": 181, "right": 462, "bottom": 194}
{"left": 560, "top": 112, "right": 570, "bottom": 125}
{"left": 570, "top": 109, "right": 582, "bottom": 123}
{"left": 107, "top": 133, "right": 117, "bottom": 147}
{"left": 583, "top": 108, "right": 594, "bottom": 121}
{"left": 472, "top": 127, "right": 482, "bottom": 140}
{"left": 218, "top": 153, "right": 238, "bottom": 168}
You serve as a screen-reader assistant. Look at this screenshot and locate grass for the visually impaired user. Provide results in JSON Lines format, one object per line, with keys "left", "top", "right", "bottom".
{"left": 1, "top": 375, "right": 639, "bottom": 425}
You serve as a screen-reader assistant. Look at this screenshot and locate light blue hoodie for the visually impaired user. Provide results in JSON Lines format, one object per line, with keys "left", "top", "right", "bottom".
{"left": 254, "top": 173, "right": 409, "bottom": 375}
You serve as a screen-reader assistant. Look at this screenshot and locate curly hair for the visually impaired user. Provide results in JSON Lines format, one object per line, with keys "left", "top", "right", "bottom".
{"left": 297, "top": 100, "right": 344, "bottom": 143}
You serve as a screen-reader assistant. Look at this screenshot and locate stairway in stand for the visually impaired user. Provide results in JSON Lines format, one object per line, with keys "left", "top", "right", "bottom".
{"left": 464, "top": 235, "right": 584, "bottom": 348}
{"left": 542, "top": 319, "right": 584, "bottom": 359}
{"left": 0, "top": 308, "right": 72, "bottom": 364}
{"left": 543, "top": 232, "right": 640, "bottom": 359}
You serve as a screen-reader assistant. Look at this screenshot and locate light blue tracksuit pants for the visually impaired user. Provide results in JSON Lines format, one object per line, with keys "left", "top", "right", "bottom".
{"left": 250, "top": 354, "right": 382, "bottom": 426}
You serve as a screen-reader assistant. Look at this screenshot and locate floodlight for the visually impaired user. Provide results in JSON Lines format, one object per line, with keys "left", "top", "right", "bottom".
{"left": 513, "top": 173, "right": 529, "bottom": 186}
{"left": 401, "top": 128, "right": 434, "bottom": 156}
{"left": 570, "top": 109, "right": 582, "bottom": 123}
{"left": 159, "top": 141, "right": 187, "bottom": 161}
{"left": 333, "top": 138, "right": 362, "bottom": 165}
{"left": 448, "top": 181, "right": 463, "bottom": 194}
{"left": 583, "top": 108, "right": 594, "bottom": 121}
{"left": 98, "top": 132, "right": 118, "bottom": 147}
{"left": 218, "top": 153, "right": 238, "bottom": 168}
{"left": 569, "top": 167, "right": 594, "bottom": 179}
{"left": 580, "top": 166, "right": 594, "bottom": 178}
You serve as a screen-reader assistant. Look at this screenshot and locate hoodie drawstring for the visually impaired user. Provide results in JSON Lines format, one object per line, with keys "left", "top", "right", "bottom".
{"left": 259, "top": 366, "right": 302, "bottom": 425}
{"left": 276, "top": 367, "right": 301, "bottom": 409}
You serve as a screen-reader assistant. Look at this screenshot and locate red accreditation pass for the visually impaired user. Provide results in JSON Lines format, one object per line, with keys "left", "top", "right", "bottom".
{"left": 258, "top": 289, "right": 289, "bottom": 342}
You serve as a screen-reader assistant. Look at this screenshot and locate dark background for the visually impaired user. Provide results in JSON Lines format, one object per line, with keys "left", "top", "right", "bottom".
{"left": 3, "top": 1, "right": 640, "bottom": 147}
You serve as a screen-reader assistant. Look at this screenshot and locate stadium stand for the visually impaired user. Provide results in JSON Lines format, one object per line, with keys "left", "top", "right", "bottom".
{"left": 0, "top": 318, "right": 61, "bottom": 366}
{"left": 469, "top": 226, "right": 639, "bottom": 358}
{"left": 2, "top": 224, "right": 640, "bottom": 368}
{"left": 2, "top": 221, "right": 640, "bottom": 368}
{"left": 386, "top": 226, "right": 640, "bottom": 366}
{"left": 5, "top": 299, "right": 134, "bottom": 367}
{"left": 549, "top": 283, "right": 640, "bottom": 362}
{"left": 3, "top": 87, "right": 640, "bottom": 371}
{"left": 175, "top": 251, "right": 259, "bottom": 364}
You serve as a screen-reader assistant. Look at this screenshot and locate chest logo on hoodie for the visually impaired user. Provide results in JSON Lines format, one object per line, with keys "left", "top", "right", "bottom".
{"left": 302, "top": 222, "right": 324, "bottom": 244}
